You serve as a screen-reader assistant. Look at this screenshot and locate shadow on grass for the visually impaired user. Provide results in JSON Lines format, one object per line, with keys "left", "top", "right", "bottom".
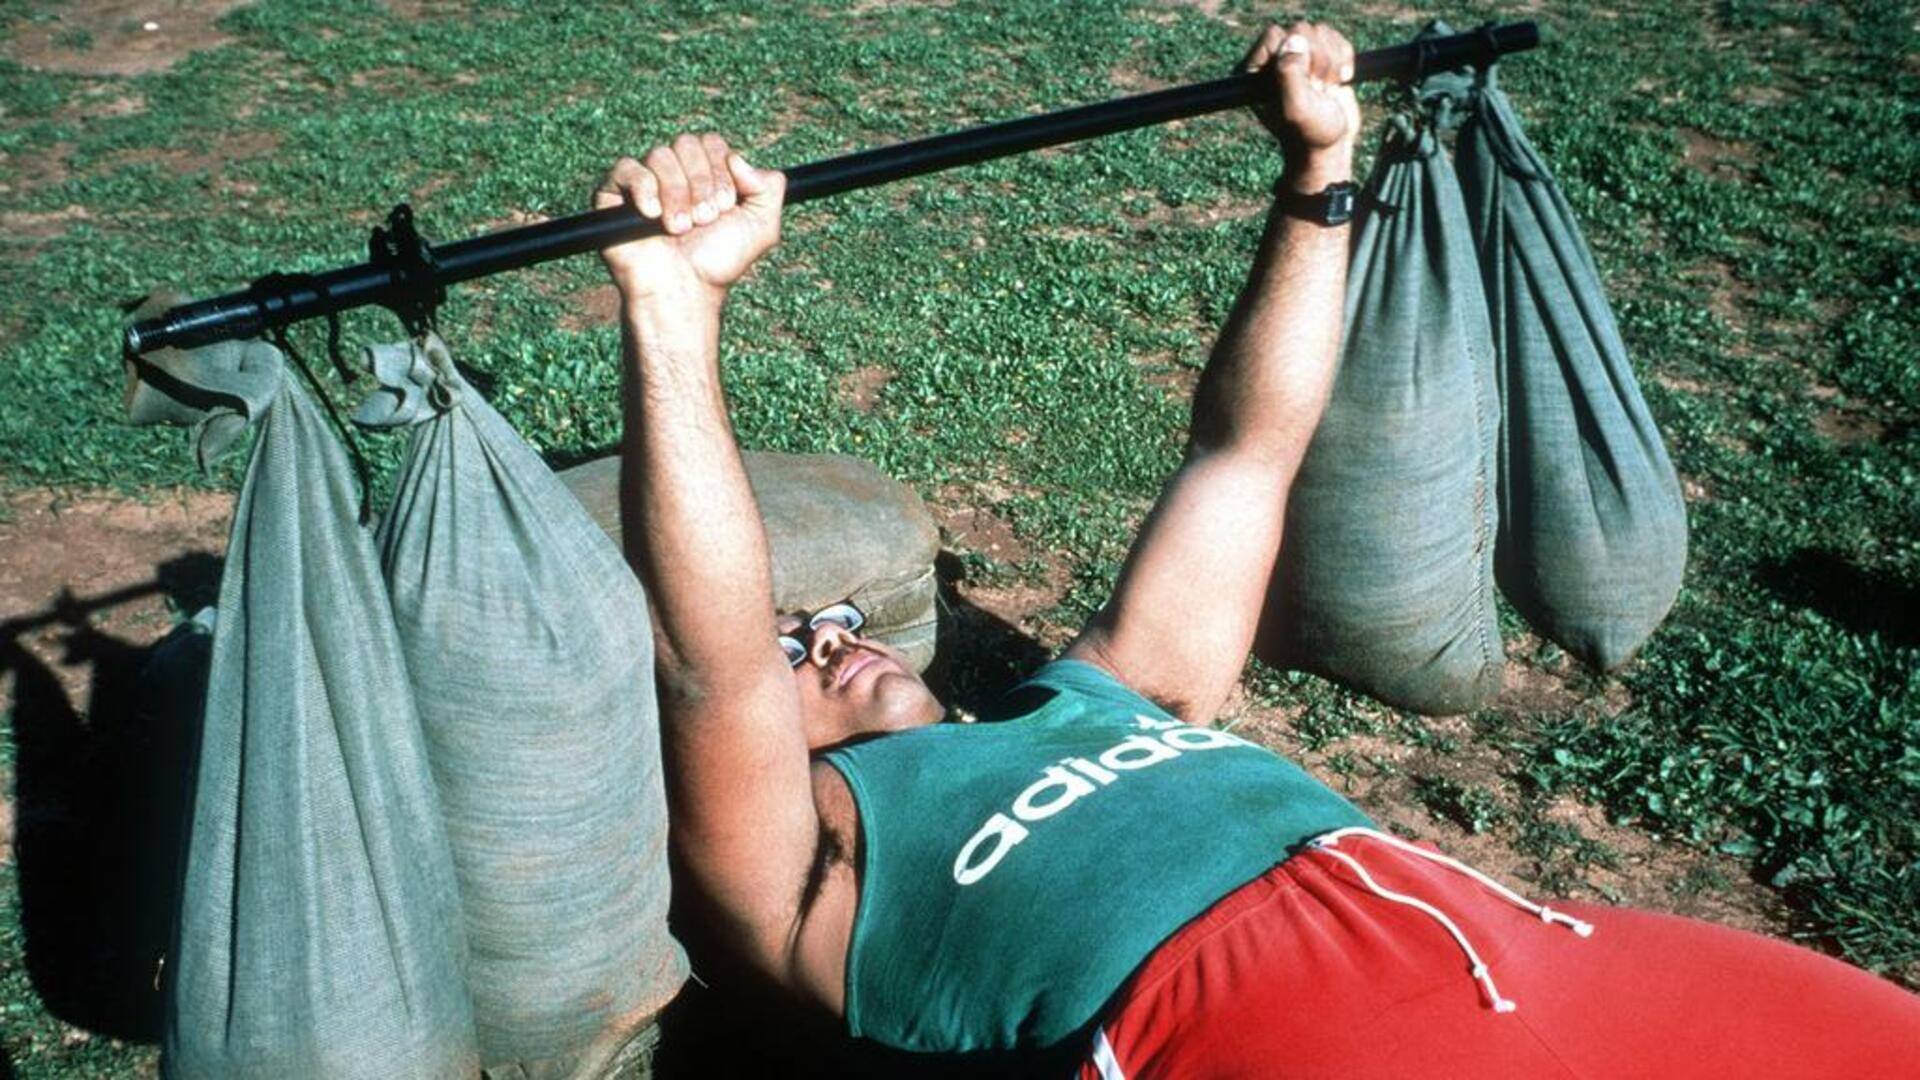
{"left": 1, "top": 553, "right": 219, "bottom": 1044}
{"left": 929, "top": 550, "right": 1052, "bottom": 717}
{"left": 1759, "top": 548, "right": 1920, "bottom": 649}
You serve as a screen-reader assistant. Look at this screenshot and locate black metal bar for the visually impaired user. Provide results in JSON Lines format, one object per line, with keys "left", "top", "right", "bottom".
{"left": 125, "top": 21, "right": 1539, "bottom": 356}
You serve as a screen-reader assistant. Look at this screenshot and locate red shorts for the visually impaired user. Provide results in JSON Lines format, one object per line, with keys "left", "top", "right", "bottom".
{"left": 1079, "top": 829, "right": 1920, "bottom": 1079}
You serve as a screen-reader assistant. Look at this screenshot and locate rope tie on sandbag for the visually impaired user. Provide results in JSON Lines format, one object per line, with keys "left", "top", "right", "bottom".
{"left": 1310, "top": 827, "right": 1594, "bottom": 1014}
{"left": 250, "top": 271, "right": 360, "bottom": 385}
{"left": 1407, "top": 19, "right": 1481, "bottom": 137}
{"left": 354, "top": 331, "right": 463, "bottom": 428}
{"left": 122, "top": 311, "right": 286, "bottom": 469}
{"left": 422, "top": 333, "right": 463, "bottom": 411}
{"left": 271, "top": 324, "right": 375, "bottom": 523}
{"left": 1465, "top": 64, "right": 1548, "bottom": 184}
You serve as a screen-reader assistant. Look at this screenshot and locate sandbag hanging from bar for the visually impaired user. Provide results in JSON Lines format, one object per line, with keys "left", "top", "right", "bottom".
{"left": 126, "top": 331, "right": 479, "bottom": 1079}
{"left": 558, "top": 451, "right": 943, "bottom": 673}
{"left": 1457, "top": 67, "right": 1688, "bottom": 670}
{"left": 356, "top": 333, "right": 685, "bottom": 1077}
{"left": 1259, "top": 63, "right": 1504, "bottom": 716}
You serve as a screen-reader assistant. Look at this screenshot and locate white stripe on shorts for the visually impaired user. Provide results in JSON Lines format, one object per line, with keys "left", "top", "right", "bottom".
{"left": 1090, "top": 1027, "right": 1128, "bottom": 1080}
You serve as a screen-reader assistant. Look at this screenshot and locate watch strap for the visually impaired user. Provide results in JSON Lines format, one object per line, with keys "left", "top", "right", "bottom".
{"left": 1274, "top": 179, "right": 1357, "bottom": 226}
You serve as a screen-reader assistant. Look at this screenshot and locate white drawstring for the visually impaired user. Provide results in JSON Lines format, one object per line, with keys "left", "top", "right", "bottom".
{"left": 1310, "top": 826, "right": 1596, "bottom": 1014}
{"left": 1312, "top": 842, "right": 1519, "bottom": 1013}
{"left": 1317, "top": 827, "right": 1597, "bottom": 937}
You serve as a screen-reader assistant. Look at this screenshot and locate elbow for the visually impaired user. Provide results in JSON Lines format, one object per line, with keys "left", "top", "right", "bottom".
{"left": 1183, "top": 435, "right": 1305, "bottom": 483}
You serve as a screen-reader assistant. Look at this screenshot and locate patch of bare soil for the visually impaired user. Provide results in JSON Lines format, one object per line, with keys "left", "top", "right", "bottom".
{"left": 348, "top": 65, "right": 421, "bottom": 92}
{"left": 1812, "top": 405, "right": 1887, "bottom": 445}
{"left": 1731, "top": 84, "right": 1793, "bottom": 107}
{"left": 1125, "top": 188, "right": 1268, "bottom": 233}
{"left": 1, "top": 205, "right": 93, "bottom": 241}
{"left": 837, "top": 364, "right": 893, "bottom": 413}
{"left": 1678, "top": 127, "right": 1759, "bottom": 178}
{"left": 844, "top": 0, "right": 955, "bottom": 17}
{"left": 0, "top": 141, "right": 77, "bottom": 198}
{"left": 1109, "top": 65, "right": 1172, "bottom": 94}
{"left": 100, "top": 127, "right": 280, "bottom": 177}
{"left": 1226, "top": 649, "right": 1789, "bottom": 941}
{"left": 1134, "top": 348, "right": 1202, "bottom": 400}
{"left": 934, "top": 502, "right": 1031, "bottom": 565}
{"left": 379, "top": 0, "right": 473, "bottom": 19}
{"left": 1696, "top": 259, "right": 1758, "bottom": 328}
{"left": 479, "top": 209, "right": 552, "bottom": 232}
{"left": 0, "top": 204, "right": 93, "bottom": 261}
{"left": 1523, "top": 796, "right": 1788, "bottom": 933}
{"left": 952, "top": 568, "right": 1073, "bottom": 647}
{"left": 1353, "top": 2, "right": 1427, "bottom": 23}
{"left": 3, "top": 1, "right": 249, "bottom": 77}
{"left": 557, "top": 283, "right": 623, "bottom": 333}
{"left": 929, "top": 492, "right": 1073, "bottom": 645}
{"left": 61, "top": 86, "right": 148, "bottom": 120}
{"left": 409, "top": 172, "right": 455, "bottom": 203}
{"left": 0, "top": 488, "right": 231, "bottom": 709}
{"left": 1652, "top": 371, "right": 1714, "bottom": 395}
{"left": 0, "top": 487, "right": 231, "bottom": 865}
{"left": 1494, "top": 656, "right": 1587, "bottom": 714}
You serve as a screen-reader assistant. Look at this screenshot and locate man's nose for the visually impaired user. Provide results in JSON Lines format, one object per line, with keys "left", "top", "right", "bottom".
{"left": 809, "top": 622, "right": 857, "bottom": 667}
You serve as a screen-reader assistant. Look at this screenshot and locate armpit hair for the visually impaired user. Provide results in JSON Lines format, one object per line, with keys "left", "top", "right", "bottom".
{"left": 798, "top": 817, "right": 850, "bottom": 915}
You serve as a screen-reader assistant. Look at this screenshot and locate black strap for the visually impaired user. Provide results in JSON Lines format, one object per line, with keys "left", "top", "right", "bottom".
{"left": 272, "top": 325, "right": 374, "bottom": 525}
{"left": 1272, "top": 180, "right": 1357, "bottom": 226}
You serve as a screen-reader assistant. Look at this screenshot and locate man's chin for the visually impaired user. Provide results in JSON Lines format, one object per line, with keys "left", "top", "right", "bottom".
{"left": 807, "top": 674, "right": 942, "bottom": 752}
{"left": 867, "top": 670, "right": 942, "bottom": 732}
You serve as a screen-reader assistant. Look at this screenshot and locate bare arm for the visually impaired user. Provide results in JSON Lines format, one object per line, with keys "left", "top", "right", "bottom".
{"left": 1066, "top": 23, "right": 1360, "bottom": 721}
{"left": 596, "top": 136, "right": 818, "bottom": 983}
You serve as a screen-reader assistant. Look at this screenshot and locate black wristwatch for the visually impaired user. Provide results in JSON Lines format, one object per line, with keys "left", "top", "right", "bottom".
{"left": 1274, "top": 179, "right": 1358, "bottom": 226}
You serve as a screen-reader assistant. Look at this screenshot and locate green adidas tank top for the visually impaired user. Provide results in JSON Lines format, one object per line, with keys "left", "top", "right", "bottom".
{"left": 821, "top": 660, "right": 1372, "bottom": 1055}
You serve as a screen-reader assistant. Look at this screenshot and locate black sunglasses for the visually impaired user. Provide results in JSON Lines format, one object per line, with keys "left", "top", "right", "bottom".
{"left": 778, "top": 601, "right": 866, "bottom": 668}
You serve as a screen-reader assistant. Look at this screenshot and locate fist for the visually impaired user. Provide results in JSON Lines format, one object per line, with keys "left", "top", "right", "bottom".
{"left": 1239, "top": 22, "right": 1362, "bottom": 182}
{"left": 593, "top": 133, "right": 785, "bottom": 305}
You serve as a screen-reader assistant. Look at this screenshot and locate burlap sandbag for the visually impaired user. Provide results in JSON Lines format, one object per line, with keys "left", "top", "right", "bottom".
{"left": 559, "top": 452, "right": 940, "bottom": 673}
{"left": 127, "top": 328, "right": 479, "bottom": 1079}
{"left": 356, "top": 333, "right": 683, "bottom": 1078}
{"left": 1458, "top": 66, "right": 1688, "bottom": 670}
{"left": 1260, "top": 58, "right": 1505, "bottom": 715}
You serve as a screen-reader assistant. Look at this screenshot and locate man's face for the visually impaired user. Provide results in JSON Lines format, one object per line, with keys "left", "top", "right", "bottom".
{"left": 778, "top": 607, "right": 944, "bottom": 752}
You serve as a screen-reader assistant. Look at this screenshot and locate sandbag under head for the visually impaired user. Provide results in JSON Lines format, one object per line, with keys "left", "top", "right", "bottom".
{"left": 127, "top": 328, "right": 479, "bottom": 1079}
{"left": 559, "top": 451, "right": 941, "bottom": 674}
{"left": 357, "top": 333, "right": 685, "bottom": 1077}
{"left": 1458, "top": 68, "right": 1688, "bottom": 670}
{"left": 1260, "top": 83, "right": 1505, "bottom": 716}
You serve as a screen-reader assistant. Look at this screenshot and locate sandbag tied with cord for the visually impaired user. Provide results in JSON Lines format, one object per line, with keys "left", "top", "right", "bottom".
{"left": 356, "top": 332, "right": 685, "bottom": 1078}
{"left": 124, "top": 302, "right": 480, "bottom": 1080}
{"left": 1457, "top": 63, "right": 1688, "bottom": 671}
{"left": 1259, "top": 45, "right": 1505, "bottom": 716}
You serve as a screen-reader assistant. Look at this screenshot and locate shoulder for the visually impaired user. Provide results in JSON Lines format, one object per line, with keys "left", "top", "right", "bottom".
{"left": 1008, "top": 656, "right": 1186, "bottom": 721}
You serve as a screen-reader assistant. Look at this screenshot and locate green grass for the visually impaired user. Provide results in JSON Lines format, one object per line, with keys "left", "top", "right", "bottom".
{"left": 3, "top": 0, "right": 1917, "bottom": 1073}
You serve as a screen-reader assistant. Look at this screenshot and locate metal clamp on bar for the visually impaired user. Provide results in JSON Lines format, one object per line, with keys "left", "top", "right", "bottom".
{"left": 370, "top": 203, "right": 444, "bottom": 338}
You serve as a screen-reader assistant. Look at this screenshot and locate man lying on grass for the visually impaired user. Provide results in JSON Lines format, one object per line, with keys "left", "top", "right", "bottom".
{"left": 595, "top": 20, "right": 1920, "bottom": 1077}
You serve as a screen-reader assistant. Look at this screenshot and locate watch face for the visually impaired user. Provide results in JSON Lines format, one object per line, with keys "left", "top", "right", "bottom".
{"left": 1325, "top": 183, "right": 1357, "bottom": 225}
